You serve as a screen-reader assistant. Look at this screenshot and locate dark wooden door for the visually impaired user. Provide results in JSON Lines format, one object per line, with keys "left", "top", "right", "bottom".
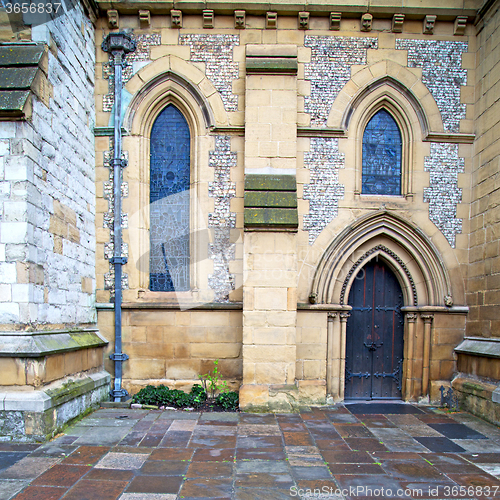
{"left": 345, "top": 260, "right": 404, "bottom": 400}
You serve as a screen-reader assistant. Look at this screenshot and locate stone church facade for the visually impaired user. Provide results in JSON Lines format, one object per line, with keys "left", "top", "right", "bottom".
{"left": 0, "top": 0, "right": 499, "bottom": 440}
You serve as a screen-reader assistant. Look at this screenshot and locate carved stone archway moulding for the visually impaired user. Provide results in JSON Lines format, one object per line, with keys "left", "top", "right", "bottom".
{"left": 310, "top": 211, "right": 455, "bottom": 308}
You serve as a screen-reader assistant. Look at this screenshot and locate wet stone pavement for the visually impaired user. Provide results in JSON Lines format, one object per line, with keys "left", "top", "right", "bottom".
{"left": 1, "top": 403, "right": 500, "bottom": 499}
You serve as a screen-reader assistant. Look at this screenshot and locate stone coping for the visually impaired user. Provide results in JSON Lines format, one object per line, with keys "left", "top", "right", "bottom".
{"left": 0, "top": 328, "right": 108, "bottom": 357}
{"left": 96, "top": 302, "right": 243, "bottom": 310}
{"left": 0, "top": 371, "right": 110, "bottom": 412}
{"left": 455, "top": 337, "right": 500, "bottom": 359}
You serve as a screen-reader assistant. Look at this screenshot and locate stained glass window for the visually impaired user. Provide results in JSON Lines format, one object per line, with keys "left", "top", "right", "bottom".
{"left": 149, "top": 105, "right": 190, "bottom": 291}
{"left": 362, "top": 109, "right": 402, "bottom": 195}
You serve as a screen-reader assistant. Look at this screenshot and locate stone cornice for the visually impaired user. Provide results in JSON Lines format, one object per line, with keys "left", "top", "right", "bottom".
{"left": 96, "top": 0, "right": 482, "bottom": 18}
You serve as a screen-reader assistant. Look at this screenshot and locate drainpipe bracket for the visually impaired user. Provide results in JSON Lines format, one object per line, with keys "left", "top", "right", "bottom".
{"left": 110, "top": 352, "right": 129, "bottom": 361}
{"left": 110, "top": 256, "right": 128, "bottom": 265}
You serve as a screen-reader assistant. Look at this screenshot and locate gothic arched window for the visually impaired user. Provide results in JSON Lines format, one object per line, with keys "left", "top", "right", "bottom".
{"left": 362, "top": 109, "right": 402, "bottom": 196}
{"left": 149, "top": 104, "right": 190, "bottom": 291}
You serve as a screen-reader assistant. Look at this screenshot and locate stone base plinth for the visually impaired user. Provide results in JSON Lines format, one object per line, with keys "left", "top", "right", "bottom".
{"left": 0, "top": 371, "right": 110, "bottom": 442}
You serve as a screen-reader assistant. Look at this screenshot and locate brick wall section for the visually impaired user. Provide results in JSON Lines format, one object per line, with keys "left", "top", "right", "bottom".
{"left": 467, "top": 6, "right": 500, "bottom": 338}
{"left": 0, "top": 5, "right": 96, "bottom": 326}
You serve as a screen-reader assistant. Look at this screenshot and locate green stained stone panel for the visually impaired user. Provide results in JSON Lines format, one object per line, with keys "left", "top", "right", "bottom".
{"left": 246, "top": 57, "right": 298, "bottom": 73}
{"left": 0, "top": 67, "right": 38, "bottom": 90}
{"left": 244, "top": 174, "right": 296, "bottom": 192}
{"left": 244, "top": 191, "right": 297, "bottom": 208}
{"left": 0, "top": 44, "right": 45, "bottom": 67}
{"left": 0, "top": 90, "right": 30, "bottom": 114}
{"left": 244, "top": 208, "right": 298, "bottom": 228}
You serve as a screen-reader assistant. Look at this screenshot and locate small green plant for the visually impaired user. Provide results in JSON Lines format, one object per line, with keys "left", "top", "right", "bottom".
{"left": 132, "top": 384, "right": 208, "bottom": 409}
{"left": 215, "top": 391, "right": 239, "bottom": 411}
{"left": 199, "top": 359, "right": 228, "bottom": 399}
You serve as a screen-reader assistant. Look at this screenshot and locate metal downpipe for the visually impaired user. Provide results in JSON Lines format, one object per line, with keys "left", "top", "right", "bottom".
{"left": 101, "top": 33, "right": 136, "bottom": 402}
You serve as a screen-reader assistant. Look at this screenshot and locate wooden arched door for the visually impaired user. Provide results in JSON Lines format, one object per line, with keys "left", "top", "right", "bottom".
{"left": 345, "top": 259, "right": 404, "bottom": 400}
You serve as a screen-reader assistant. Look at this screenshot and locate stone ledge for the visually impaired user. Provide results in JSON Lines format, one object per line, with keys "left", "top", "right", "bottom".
{"left": 0, "top": 371, "right": 111, "bottom": 442}
{"left": 455, "top": 337, "right": 500, "bottom": 359}
{"left": 0, "top": 371, "right": 110, "bottom": 412}
{"left": 0, "top": 328, "right": 108, "bottom": 357}
{"left": 452, "top": 375, "right": 500, "bottom": 427}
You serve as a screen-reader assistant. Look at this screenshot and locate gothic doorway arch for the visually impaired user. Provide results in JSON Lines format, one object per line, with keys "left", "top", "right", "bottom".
{"left": 345, "top": 259, "right": 404, "bottom": 400}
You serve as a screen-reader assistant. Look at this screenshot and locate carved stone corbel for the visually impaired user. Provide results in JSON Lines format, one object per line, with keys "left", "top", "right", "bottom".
{"left": 139, "top": 10, "right": 150, "bottom": 27}
{"left": 203, "top": 10, "right": 214, "bottom": 29}
{"left": 298, "top": 12, "right": 309, "bottom": 30}
{"left": 330, "top": 12, "right": 341, "bottom": 31}
{"left": 454, "top": 16, "right": 467, "bottom": 35}
{"left": 266, "top": 12, "right": 277, "bottom": 29}
{"left": 361, "top": 13, "right": 373, "bottom": 32}
{"left": 234, "top": 10, "right": 246, "bottom": 29}
{"left": 392, "top": 14, "right": 404, "bottom": 33}
{"left": 171, "top": 10, "right": 182, "bottom": 29}
{"left": 423, "top": 15, "right": 436, "bottom": 35}
{"left": 107, "top": 10, "right": 119, "bottom": 29}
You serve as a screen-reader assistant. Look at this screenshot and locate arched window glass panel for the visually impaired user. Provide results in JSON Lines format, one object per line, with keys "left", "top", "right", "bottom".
{"left": 150, "top": 104, "right": 190, "bottom": 291}
{"left": 362, "top": 109, "right": 402, "bottom": 195}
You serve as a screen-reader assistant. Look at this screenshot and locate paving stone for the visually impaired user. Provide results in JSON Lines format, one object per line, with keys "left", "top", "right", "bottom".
{"left": 237, "top": 424, "right": 281, "bottom": 436}
{"left": 169, "top": 421, "right": 197, "bottom": 432}
{"left": 236, "top": 436, "right": 283, "bottom": 448}
{"left": 291, "top": 465, "right": 332, "bottom": 479}
{"left": 7, "top": 485, "right": 65, "bottom": 500}
{"left": 285, "top": 446, "right": 324, "bottom": 466}
{"left": 112, "top": 447, "right": 154, "bottom": 455}
{"left": 372, "top": 452, "right": 422, "bottom": 461}
{"left": 188, "top": 435, "right": 236, "bottom": 448}
{"left": 159, "top": 411, "right": 199, "bottom": 420}
{"left": 379, "top": 460, "right": 445, "bottom": 482}
{"left": 447, "top": 472, "right": 500, "bottom": 488}
{"left": 370, "top": 428, "right": 414, "bottom": 440}
{"left": 321, "top": 450, "right": 375, "bottom": 463}
{"left": 0, "top": 480, "right": 30, "bottom": 500}
{"left": 158, "top": 431, "right": 192, "bottom": 448}
{"left": 31, "top": 445, "right": 78, "bottom": 458}
{"left": 360, "top": 416, "right": 397, "bottom": 428}
{"left": 475, "top": 464, "right": 500, "bottom": 479}
{"left": 148, "top": 448, "right": 194, "bottom": 462}
{"left": 277, "top": 422, "right": 308, "bottom": 432}
{"left": 140, "top": 460, "right": 189, "bottom": 476}
{"left": 315, "top": 439, "right": 351, "bottom": 451}
{"left": 461, "top": 453, "right": 500, "bottom": 463}
{"left": 414, "top": 436, "right": 466, "bottom": 452}
{"left": 238, "top": 414, "right": 276, "bottom": 424}
{"left": 118, "top": 494, "right": 176, "bottom": 500}
{"left": 178, "top": 477, "right": 232, "bottom": 498}
{"left": 63, "top": 479, "right": 128, "bottom": 500}
{"left": 198, "top": 413, "right": 239, "bottom": 422}
{"left": 378, "top": 439, "right": 430, "bottom": 453}
{"left": 234, "top": 472, "right": 294, "bottom": 488}
{"left": 235, "top": 459, "right": 289, "bottom": 474}
{"left": 0, "top": 444, "right": 39, "bottom": 452}
{"left": 126, "top": 475, "right": 183, "bottom": 494}
{"left": 295, "top": 479, "right": 340, "bottom": 498}
{"left": 344, "top": 438, "right": 388, "bottom": 452}
{"left": 325, "top": 413, "right": 360, "bottom": 424}
{"left": 386, "top": 415, "right": 422, "bottom": 425}
{"left": 398, "top": 482, "right": 457, "bottom": 498}
{"left": 0, "top": 457, "right": 60, "bottom": 480}
{"left": 0, "top": 452, "right": 30, "bottom": 472}
{"left": 186, "top": 461, "right": 233, "bottom": 478}
{"left": 450, "top": 439, "right": 500, "bottom": 453}
{"left": 333, "top": 474, "right": 406, "bottom": 495}
{"left": 191, "top": 448, "right": 234, "bottom": 462}
{"left": 328, "top": 463, "right": 385, "bottom": 475}
{"left": 334, "top": 424, "right": 374, "bottom": 438}
{"left": 234, "top": 487, "right": 295, "bottom": 499}
{"left": 346, "top": 403, "right": 424, "bottom": 415}
{"left": 192, "top": 426, "right": 236, "bottom": 436}
{"left": 139, "top": 435, "right": 164, "bottom": 448}
{"left": 118, "top": 432, "right": 146, "bottom": 447}
{"left": 85, "top": 468, "right": 135, "bottom": 481}
{"left": 427, "top": 423, "right": 487, "bottom": 440}
{"left": 72, "top": 427, "right": 131, "bottom": 446}
{"left": 282, "top": 432, "right": 314, "bottom": 446}
{"left": 95, "top": 452, "right": 149, "bottom": 470}
{"left": 31, "top": 464, "right": 92, "bottom": 487}
{"left": 397, "top": 425, "right": 443, "bottom": 437}
{"left": 235, "top": 448, "right": 286, "bottom": 460}
{"left": 62, "top": 446, "right": 110, "bottom": 465}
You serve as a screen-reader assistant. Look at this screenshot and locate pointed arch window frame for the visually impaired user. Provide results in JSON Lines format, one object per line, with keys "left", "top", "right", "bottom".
{"left": 354, "top": 98, "right": 414, "bottom": 200}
